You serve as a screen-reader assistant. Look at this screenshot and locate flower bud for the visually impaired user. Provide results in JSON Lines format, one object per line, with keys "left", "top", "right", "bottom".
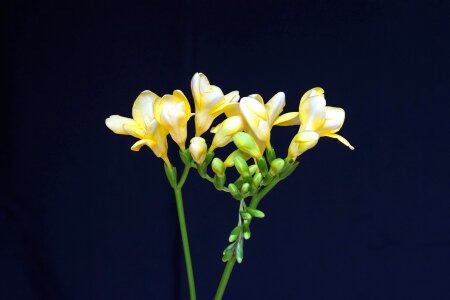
{"left": 228, "top": 183, "right": 241, "bottom": 200}
{"left": 252, "top": 172, "right": 263, "bottom": 187}
{"left": 232, "top": 132, "right": 262, "bottom": 158}
{"left": 234, "top": 156, "right": 249, "bottom": 176}
{"left": 209, "top": 116, "right": 244, "bottom": 151}
{"left": 241, "top": 182, "right": 250, "bottom": 194}
{"left": 211, "top": 158, "right": 225, "bottom": 177}
{"left": 189, "top": 137, "right": 207, "bottom": 164}
{"left": 269, "top": 158, "right": 285, "bottom": 176}
{"left": 287, "top": 131, "right": 319, "bottom": 161}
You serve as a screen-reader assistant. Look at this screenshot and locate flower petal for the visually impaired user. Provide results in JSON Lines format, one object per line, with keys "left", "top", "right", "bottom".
{"left": 123, "top": 123, "right": 146, "bottom": 139}
{"left": 105, "top": 115, "right": 137, "bottom": 135}
{"left": 130, "top": 139, "right": 156, "bottom": 151}
{"left": 299, "top": 88, "right": 326, "bottom": 131}
{"left": 321, "top": 133, "right": 355, "bottom": 150}
{"left": 240, "top": 97, "right": 268, "bottom": 121}
{"left": 132, "top": 90, "right": 159, "bottom": 127}
{"left": 265, "top": 92, "right": 285, "bottom": 126}
{"left": 318, "top": 106, "right": 345, "bottom": 135}
{"left": 273, "top": 112, "right": 300, "bottom": 126}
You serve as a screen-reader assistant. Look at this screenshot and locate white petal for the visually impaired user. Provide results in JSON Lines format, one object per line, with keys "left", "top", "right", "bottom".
{"left": 265, "top": 92, "right": 285, "bottom": 126}
{"left": 319, "top": 106, "right": 345, "bottom": 135}
{"left": 105, "top": 115, "right": 137, "bottom": 135}
{"left": 132, "top": 90, "right": 159, "bottom": 127}
{"left": 273, "top": 112, "right": 300, "bottom": 126}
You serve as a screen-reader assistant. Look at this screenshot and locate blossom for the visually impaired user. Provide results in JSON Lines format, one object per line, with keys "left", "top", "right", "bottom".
{"left": 105, "top": 90, "right": 171, "bottom": 165}
{"left": 275, "top": 87, "right": 354, "bottom": 160}
{"left": 154, "top": 90, "right": 192, "bottom": 150}
{"left": 239, "top": 92, "right": 285, "bottom": 151}
{"left": 209, "top": 116, "right": 244, "bottom": 151}
{"left": 191, "top": 73, "right": 240, "bottom": 136}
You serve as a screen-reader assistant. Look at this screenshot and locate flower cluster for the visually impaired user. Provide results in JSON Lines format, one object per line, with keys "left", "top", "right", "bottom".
{"left": 106, "top": 72, "right": 353, "bottom": 166}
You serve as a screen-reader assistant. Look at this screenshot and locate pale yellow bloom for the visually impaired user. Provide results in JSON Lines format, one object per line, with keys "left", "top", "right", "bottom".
{"left": 105, "top": 90, "right": 171, "bottom": 165}
{"left": 239, "top": 92, "right": 285, "bottom": 150}
{"left": 154, "top": 90, "right": 192, "bottom": 150}
{"left": 287, "top": 131, "right": 319, "bottom": 160}
{"left": 191, "top": 73, "right": 240, "bottom": 136}
{"left": 275, "top": 87, "right": 354, "bottom": 157}
{"left": 209, "top": 116, "right": 244, "bottom": 151}
{"left": 189, "top": 137, "right": 207, "bottom": 164}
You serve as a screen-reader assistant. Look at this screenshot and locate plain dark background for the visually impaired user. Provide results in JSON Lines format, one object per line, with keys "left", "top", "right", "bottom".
{"left": 1, "top": 0, "right": 449, "bottom": 299}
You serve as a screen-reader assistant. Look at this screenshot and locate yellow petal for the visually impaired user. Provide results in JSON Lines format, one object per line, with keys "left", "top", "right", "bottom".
{"left": 210, "top": 116, "right": 244, "bottom": 151}
{"left": 300, "top": 87, "right": 324, "bottom": 106}
{"left": 224, "top": 149, "right": 251, "bottom": 167}
{"left": 318, "top": 106, "right": 345, "bottom": 135}
{"left": 123, "top": 123, "right": 146, "bottom": 139}
{"left": 105, "top": 115, "right": 137, "bottom": 135}
{"left": 288, "top": 131, "right": 319, "bottom": 160}
{"left": 248, "top": 94, "right": 264, "bottom": 104}
{"left": 130, "top": 139, "right": 156, "bottom": 151}
{"left": 273, "top": 112, "right": 300, "bottom": 126}
{"left": 132, "top": 90, "right": 159, "bottom": 127}
{"left": 240, "top": 97, "right": 268, "bottom": 121}
{"left": 322, "top": 133, "right": 355, "bottom": 150}
{"left": 265, "top": 92, "right": 285, "bottom": 126}
{"left": 299, "top": 88, "right": 326, "bottom": 132}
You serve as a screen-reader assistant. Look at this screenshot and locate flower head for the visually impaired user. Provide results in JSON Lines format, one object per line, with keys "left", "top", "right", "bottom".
{"left": 105, "top": 90, "right": 171, "bottom": 165}
{"left": 191, "top": 73, "right": 239, "bottom": 136}
{"left": 209, "top": 116, "right": 244, "bottom": 151}
{"left": 154, "top": 90, "right": 192, "bottom": 150}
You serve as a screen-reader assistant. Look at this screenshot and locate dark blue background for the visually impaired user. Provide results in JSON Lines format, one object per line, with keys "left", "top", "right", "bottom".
{"left": 2, "top": 0, "right": 449, "bottom": 299}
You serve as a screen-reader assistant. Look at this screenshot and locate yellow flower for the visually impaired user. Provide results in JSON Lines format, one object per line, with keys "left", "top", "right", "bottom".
{"left": 287, "top": 131, "right": 319, "bottom": 160}
{"left": 239, "top": 92, "right": 285, "bottom": 150}
{"left": 189, "top": 137, "right": 207, "bottom": 164}
{"left": 191, "top": 73, "right": 240, "bottom": 136}
{"left": 105, "top": 90, "right": 171, "bottom": 165}
{"left": 209, "top": 116, "right": 244, "bottom": 151}
{"left": 275, "top": 87, "right": 354, "bottom": 155}
{"left": 153, "top": 90, "right": 192, "bottom": 150}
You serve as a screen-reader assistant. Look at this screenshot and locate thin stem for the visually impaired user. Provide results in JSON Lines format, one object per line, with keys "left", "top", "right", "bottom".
{"left": 178, "top": 164, "right": 190, "bottom": 188}
{"left": 173, "top": 186, "right": 197, "bottom": 300}
{"left": 214, "top": 258, "right": 236, "bottom": 300}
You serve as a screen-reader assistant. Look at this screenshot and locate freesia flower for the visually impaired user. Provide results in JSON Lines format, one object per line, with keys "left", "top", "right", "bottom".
{"left": 275, "top": 87, "right": 354, "bottom": 160}
{"left": 105, "top": 90, "right": 171, "bottom": 165}
{"left": 154, "top": 90, "right": 192, "bottom": 150}
{"left": 239, "top": 92, "right": 285, "bottom": 151}
{"left": 191, "top": 73, "right": 240, "bottom": 136}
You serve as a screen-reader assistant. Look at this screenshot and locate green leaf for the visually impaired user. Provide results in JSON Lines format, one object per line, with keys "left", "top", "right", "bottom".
{"left": 246, "top": 207, "right": 265, "bottom": 218}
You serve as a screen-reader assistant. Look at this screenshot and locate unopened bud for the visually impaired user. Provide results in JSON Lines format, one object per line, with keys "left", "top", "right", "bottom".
{"left": 241, "top": 182, "right": 250, "bottom": 194}
{"left": 228, "top": 183, "right": 241, "bottom": 200}
{"left": 211, "top": 158, "right": 225, "bottom": 177}
{"left": 189, "top": 137, "right": 207, "bottom": 164}
{"left": 232, "top": 132, "right": 262, "bottom": 158}
{"left": 269, "top": 158, "right": 285, "bottom": 176}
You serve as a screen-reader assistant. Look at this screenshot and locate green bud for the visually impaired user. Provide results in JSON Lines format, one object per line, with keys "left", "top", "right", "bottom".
{"left": 256, "top": 157, "right": 268, "bottom": 176}
{"left": 234, "top": 156, "right": 249, "bottom": 175}
{"left": 266, "top": 148, "right": 276, "bottom": 163}
{"left": 241, "top": 182, "right": 250, "bottom": 194}
{"left": 211, "top": 157, "right": 225, "bottom": 176}
{"left": 213, "top": 174, "right": 226, "bottom": 190}
{"left": 228, "top": 183, "right": 241, "bottom": 200}
{"left": 243, "top": 222, "right": 251, "bottom": 240}
{"left": 241, "top": 212, "right": 252, "bottom": 221}
{"left": 248, "top": 165, "right": 258, "bottom": 175}
{"left": 246, "top": 207, "right": 265, "bottom": 218}
{"left": 222, "top": 243, "right": 235, "bottom": 262}
{"left": 236, "top": 240, "right": 244, "bottom": 263}
{"left": 228, "top": 225, "right": 241, "bottom": 243}
{"left": 232, "top": 132, "right": 262, "bottom": 158}
{"left": 270, "top": 158, "right": 285, "bottom": 176}
{"left": 164, "top": 164, "right": 177, "bottom": 188}
{"left": 252, "top": 172, "right": 263, "bottom": 187}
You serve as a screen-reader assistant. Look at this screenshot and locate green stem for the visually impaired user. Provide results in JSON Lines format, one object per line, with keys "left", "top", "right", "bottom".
{"left": 171, "top": 165, "right": 196, "bottom": 300}
{"left": 214, "top": 258, "right": 236, "bottom": 300}
{"left": 213, "top": 177, "right": 281, "bottom": 300}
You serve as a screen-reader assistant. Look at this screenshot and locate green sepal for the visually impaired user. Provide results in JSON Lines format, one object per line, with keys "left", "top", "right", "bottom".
{"left": 279, "top": 160, "right": 299, "bottom": 179}
{"left": 222, "top": 243, "right": 235, "bottom": 262}
{"left": 213, "top": 174, "right": 226, "bottom": 190}
{"left": 204, "top": 151, "right": 215, "bottom": 166}
{"left": 241, "top": 212, "right": 252, "bottom": 221}
{"left": 164, "top": 164, "right": 177, "bottom": 188}
{"left": 243, "top": 222, "right": 251, "bottom": 240}
{"left": 179, "top": 149, "right": 192, "bottom": 165}
{"left": 266, "top": 148, "right": 276, "bottom": 163}
{"left": 256, "top": 157, "right": 268, "bottom": 176}
{"left": 246, "top": 207, "right": 265, "bottom": 218}
{"left": 228, "top": 225, "right": 241, "bottom": 243}
{"left": 236, "top": 240, "right": 244, "bottom": 263}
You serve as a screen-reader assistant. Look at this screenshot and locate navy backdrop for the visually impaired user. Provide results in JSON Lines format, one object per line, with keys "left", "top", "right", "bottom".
{"left": 2, "top": 0, "right": 449, "bottom": 299}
